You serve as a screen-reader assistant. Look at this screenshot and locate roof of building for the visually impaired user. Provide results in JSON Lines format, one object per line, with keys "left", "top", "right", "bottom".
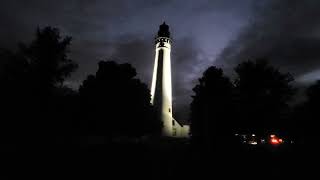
{"left": 157, "top": 22, "right": 170, "bottom": 38}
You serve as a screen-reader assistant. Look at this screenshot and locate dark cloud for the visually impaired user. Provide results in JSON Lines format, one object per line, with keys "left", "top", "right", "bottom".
{"left": 0, "top": 0, "right": 254, "bottom": 120}
{"left": 215, "top": 0, "right": 320, "bottom": 84}
{"left": 172, "top": 38, "right": 207, "bottom": 121}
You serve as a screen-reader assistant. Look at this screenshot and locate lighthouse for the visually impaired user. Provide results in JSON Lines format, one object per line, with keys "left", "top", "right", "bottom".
{"left": 150, "top": 22, "right": 189, "bottom": 138}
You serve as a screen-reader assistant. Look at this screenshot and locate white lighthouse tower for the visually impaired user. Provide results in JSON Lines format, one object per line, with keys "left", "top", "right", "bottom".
{"left": 150, "top": 22, "right": 189, "bottom": 138}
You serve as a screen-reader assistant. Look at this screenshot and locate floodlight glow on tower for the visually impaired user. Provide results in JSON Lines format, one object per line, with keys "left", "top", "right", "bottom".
{"left": 150, "top": 22, "right": 173, "bottom": 136}
{"left": 150, "top": 22, "right": 190, "bottom": 138}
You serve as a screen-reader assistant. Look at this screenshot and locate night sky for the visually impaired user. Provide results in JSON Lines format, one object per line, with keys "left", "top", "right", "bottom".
{"left": 1, "top": 0, "right": 320, "bottom": 121}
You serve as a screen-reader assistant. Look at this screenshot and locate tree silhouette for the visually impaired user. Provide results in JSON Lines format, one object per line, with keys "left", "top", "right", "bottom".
{"left": 234, "top": 60, "right": 295, "bottom": 134}
{"left": 190, "top": 66, "right": 234, "bottom": 149}
{"left": 306, "top": 80, "right": 320, "bottom": 103}
{"left": 20, "top": 27, "right": 77, "bottom": 90}
{"left": 0, "top": 27, "right": 78, "bottom": 144}
{"left": 79, "top": 61, "right": 160, "bottom": 139}
{"left": 0, "top": 50, "right": 30, "bottom": 143}
{"left": 293, "top": 80, "right": 320, "bottom": 144}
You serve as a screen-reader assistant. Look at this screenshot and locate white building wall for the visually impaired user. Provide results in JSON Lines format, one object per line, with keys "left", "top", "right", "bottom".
{"left": 151, "top": 34, "right": 190, "bottom": 138}
{"left": 151, "top": 37, "right": 173, "bottom": 137}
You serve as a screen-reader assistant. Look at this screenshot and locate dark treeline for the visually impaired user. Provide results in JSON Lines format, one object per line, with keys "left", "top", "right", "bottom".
{"left": 190, "top": 60, "right": 319, "bottom": 150}
{"left": 0, "top": 27, "right": 161, "bottom": 147}
{"left": 1, "top": 27, "right": 319, "bottom": 179}
{"left": 189, "top": 60, "right": 319, "bottom": 179}
{"left": 0, "top": 26, "right": 164, "bottom": 179}
{"left": 191, "top": 60, "right": 294, "bottom": 147}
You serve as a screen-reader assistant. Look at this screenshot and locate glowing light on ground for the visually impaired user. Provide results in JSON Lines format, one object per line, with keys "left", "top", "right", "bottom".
{"left": 269, "top": 135, "right": 283, "bottom": 145}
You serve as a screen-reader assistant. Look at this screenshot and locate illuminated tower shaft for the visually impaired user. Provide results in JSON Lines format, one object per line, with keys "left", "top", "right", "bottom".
{"left": 150, "top": 22, "right": 173, "bottom": 136}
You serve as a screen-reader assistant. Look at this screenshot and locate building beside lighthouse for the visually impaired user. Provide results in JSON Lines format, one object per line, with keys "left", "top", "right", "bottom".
{"left": 150, "top": 22, "right": 190, "bottom": 138}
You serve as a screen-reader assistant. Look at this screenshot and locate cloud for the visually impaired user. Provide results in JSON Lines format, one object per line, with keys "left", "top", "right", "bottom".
{"left": 215, "top": 0, "right": 320, "bottom": 82}
{"left": 0, "top": 0, "right": 254, "bottom": 120}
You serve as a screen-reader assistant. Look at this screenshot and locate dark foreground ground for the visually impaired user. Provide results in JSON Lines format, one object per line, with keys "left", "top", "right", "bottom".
{"left": 1, "top": 137, "right": 319, "bottom": 179}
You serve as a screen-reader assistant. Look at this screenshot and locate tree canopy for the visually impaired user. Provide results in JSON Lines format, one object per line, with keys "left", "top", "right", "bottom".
{"left": 79, "top": 61, "right": 161, "bottom": 138}
{"left": 190, "top": 66, "right": 234, "bottom": 148}
{"left": 234, "top": 60, "right": 295, "bottom": 134}
{"left": 190, "top": 60, "right": 296, "bottom": 149}
{"left": 0, "top": 26, "right": 78, "bottom": 143}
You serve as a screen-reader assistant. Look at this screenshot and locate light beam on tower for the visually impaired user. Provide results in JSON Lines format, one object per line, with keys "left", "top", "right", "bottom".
{"left": 150, "top": 22, "right": 189, "bottom": 138}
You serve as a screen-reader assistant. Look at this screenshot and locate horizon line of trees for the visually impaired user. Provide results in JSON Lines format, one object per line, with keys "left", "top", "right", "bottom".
{"left": 0, "top": 26, "right": 318, "bottom": 149}
{"left": 190, "top": 60, "right": 319, "bottom": 150}
{"left": 0, "top": 26, "right": 161, "bottom": 146}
